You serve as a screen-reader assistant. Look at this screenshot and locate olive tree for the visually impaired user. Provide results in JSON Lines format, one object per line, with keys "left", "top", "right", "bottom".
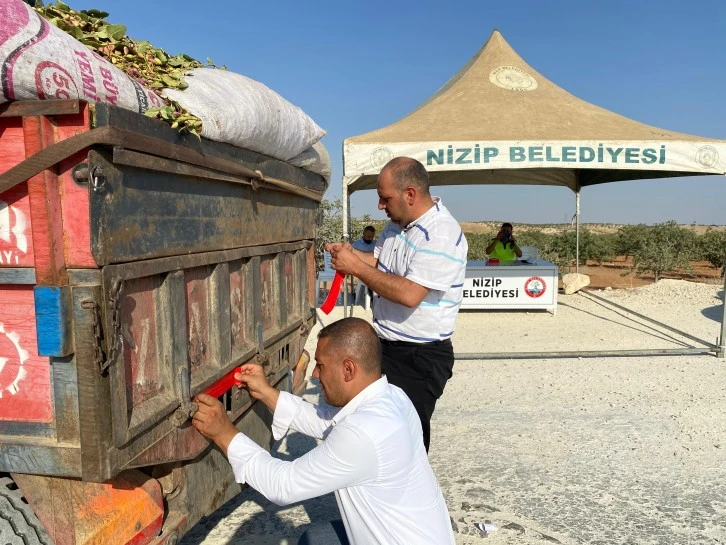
{"left": 617, "top": 221, "right": 697, "bottom": 282}
{"left": 698, "top": 229, "right": 726, "bottom": 278}
{"left": 315, "top": 199, "right": 376, "bottom": 270}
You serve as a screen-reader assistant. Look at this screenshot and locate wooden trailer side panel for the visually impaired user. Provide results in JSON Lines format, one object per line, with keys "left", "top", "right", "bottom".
{"left": 0, "top": 286, "right": 53, "bottom": 422}
{"left": 0, "top": 101, "right": 95, "bottom": 273}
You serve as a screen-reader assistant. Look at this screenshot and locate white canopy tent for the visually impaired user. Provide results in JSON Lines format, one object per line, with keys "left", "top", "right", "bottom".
{"left": 341, "top": 30, "right": 726, "bottom": 358}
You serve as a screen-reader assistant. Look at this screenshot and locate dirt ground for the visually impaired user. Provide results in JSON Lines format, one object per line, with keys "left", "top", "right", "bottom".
{"left": 563, "top": 259, "right": 722, "bottom": 290}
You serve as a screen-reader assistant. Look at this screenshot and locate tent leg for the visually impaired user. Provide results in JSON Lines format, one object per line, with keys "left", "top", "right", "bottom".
{"left": 342, "top": 185, "right": 350, "bottom": 317}
{"left": 575, "top": 190, "right": 580, "bottom": 274}
{"left": 718, "top": 270, "right": 726, "bottom": 358}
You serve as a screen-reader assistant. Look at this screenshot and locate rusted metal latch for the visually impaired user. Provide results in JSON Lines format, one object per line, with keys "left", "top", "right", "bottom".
{"left": 172, "top": 401, "right": 198, "bottom": 428}
{"left": 255, "top": 322, "right": 270, "bottom": 367}
{"left": 81, "top": 300, "right": 107, "bottom": 373}
{"left": 80, "top": 279, "right": 124, "bottom": 375}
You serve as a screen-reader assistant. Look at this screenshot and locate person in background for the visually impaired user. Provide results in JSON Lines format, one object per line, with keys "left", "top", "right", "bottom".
{"left": 191, "top": 317, "right": 455, "bottom": 545}
{"left": 326, "top": 157, "right": 468, "bottom": 453}
{"left": 485, "top": 222, "right": 522, "bottom": 261}
{"left": 351, "top": 225, "right": 376, "bottom": 253}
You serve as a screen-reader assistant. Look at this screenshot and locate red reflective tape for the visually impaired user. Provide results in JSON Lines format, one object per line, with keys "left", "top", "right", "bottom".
{"left": 124, "top": 514, "right": 163, "bottom": 545}
{"left": 320, "top": 271, "right": 345, "bottom": 315}
{"left": 202, "top": 367, "right": 242, "bottom": 398}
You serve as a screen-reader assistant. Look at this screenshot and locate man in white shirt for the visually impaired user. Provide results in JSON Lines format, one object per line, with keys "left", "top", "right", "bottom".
{"left": 350, "top": 225, "right": 376, "bottom": 253}
{"left": 326, "top": 157, "right": 467, "bottom": 452}
{"left": 192, "top": 317, "right": 455, "bottom": 545}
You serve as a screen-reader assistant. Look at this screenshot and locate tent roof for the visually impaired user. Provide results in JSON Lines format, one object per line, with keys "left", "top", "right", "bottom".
{"left": 343, "top": 30, "right": 726, "bottom": 192}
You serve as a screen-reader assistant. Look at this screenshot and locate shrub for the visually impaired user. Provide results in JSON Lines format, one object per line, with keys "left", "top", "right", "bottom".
{"left": 617, "top": 221, "right": 697, "bottom": 282}
{"left": 466, "top": 232, "right": 494, "bottom": 261}
{"left": 698, "top": 229, "right": 726, "bottom": 278}
{"left": 316, "top": 199, "right": 377, "bottom": 270}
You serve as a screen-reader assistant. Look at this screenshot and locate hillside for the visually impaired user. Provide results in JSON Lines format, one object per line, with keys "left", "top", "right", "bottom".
{"left": 460, "top": 222, "right": 726, "bottom": 236}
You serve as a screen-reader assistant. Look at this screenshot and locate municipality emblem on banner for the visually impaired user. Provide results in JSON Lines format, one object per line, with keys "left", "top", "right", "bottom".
{"left": 370, "top": 147, "right": 394, "bottom": 169}
{"left": 695, "top": 146, "right": 719, "bottom": 168}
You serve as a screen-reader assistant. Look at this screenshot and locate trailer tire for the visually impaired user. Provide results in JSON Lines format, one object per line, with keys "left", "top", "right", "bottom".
{"left": 0, "top": 477, "right": 52, "bottom": 545}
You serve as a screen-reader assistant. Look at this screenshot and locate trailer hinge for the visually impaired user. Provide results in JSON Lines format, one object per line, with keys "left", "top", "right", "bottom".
{"left": 81, "top": 300, "right": 108, "bottom": 374}
{"left": 104, "top": 279, "right": 125, "bottom": 373}
{"left": 81, "top": 279, "right": 124, "bottom": 375}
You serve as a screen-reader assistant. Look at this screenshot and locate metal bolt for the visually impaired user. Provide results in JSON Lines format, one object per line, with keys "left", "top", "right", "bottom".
{"left": 90, "top": 166, "right": 107, "bottom": 192}
{"left": 72, "top": 163, "right": 89, "bottom": 185}
{"left": 172, "top": 401, "right": 197, "bottom": 427}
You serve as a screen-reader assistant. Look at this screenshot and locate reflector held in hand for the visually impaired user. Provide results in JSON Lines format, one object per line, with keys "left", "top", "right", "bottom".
{"left": 320, "top": 271, "right": 345, "bottom": 314}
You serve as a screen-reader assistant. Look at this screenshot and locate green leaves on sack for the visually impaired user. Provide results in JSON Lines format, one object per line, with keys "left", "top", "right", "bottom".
{"left": 34, "top": 1, "right": 213, "bottom": 137}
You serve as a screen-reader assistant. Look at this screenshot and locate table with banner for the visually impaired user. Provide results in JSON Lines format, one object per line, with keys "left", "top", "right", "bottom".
{"left": 461, "top": 259, "right": 558, "bottom": 314}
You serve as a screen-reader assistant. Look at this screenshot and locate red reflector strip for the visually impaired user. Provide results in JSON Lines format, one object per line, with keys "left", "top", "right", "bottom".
{"left": 203, "top": 367, "right": 242, "bottom": 398}
{"left": 320, "top": 271, "right": 345, "bottom": 315}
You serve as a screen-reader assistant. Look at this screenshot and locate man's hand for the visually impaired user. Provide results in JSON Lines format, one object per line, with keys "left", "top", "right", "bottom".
{"left": 325, "top": 241, "right": 353, "bottom": 253}
{"left": 192, "top": 393, "right": 239, "bottom": 455}
{"left": 329, "top": 245, "right": 363, "bottom": 276}
{"left": 326, "top": 241, "right": 377, "bottom": 268}
{"left": 236, "top": 364, "right": 280, "bottom": 412}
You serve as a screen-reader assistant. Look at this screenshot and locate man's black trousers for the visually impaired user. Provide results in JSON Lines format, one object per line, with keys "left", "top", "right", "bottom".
{"left": 380, "top": 338, "right": 454, "bottom": 452}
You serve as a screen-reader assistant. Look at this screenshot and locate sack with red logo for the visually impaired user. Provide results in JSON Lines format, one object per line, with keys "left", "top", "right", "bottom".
{"left": 0, "top": 0, "right": 163, "bottom": 112}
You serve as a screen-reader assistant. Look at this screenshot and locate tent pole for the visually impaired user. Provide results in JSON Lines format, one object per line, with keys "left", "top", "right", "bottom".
{"left": 718, "top": 269, "right": 726, "bottom": 358}
{"left": 342, "top": 184, "right": 349, "bottom": 243}
{"left": 342, "top": 184, "right": 350, "bottom": 317}
{"left": 575, "top": 189, "right": 581, "bottom": 274}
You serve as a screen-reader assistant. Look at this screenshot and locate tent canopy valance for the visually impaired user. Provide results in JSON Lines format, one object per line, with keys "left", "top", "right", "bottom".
{"left": 343, "top": 30, "right": 726, "bottom": 194}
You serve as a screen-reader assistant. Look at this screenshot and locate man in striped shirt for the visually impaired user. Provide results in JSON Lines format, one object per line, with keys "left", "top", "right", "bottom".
{"left": 327, "top": 157, "right": 467, "bottom": 452}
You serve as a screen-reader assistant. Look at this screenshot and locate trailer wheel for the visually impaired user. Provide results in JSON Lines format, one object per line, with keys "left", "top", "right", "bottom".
{"left": 0, "top": 476, "right": 52, "bottom": 545}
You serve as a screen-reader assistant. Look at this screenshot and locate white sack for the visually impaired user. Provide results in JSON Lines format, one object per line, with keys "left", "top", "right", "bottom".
{"left": 0, "top": 0, "right": 163, "bottom": 112}
{"left": 163, "top": 68, "right": 325, "bottom": 161}
{"left": 288, "top": 140, "right": 331, "bottom": 181}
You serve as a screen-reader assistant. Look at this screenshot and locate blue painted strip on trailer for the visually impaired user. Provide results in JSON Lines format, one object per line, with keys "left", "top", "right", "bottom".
{"left": 34, "top": 286, "right": 71, "bottom": 357}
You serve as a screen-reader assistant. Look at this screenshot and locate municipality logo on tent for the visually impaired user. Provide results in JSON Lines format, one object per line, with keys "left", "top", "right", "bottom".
{"left": 695, "top": 146, "right": 719, "bottom": 168}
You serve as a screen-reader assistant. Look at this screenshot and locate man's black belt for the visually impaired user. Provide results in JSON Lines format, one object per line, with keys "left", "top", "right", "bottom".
{"left": 379, "top": 337, "right": 451, "bottom": 347}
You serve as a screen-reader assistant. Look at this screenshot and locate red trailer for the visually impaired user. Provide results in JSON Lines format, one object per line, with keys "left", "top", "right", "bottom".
{"left": 0, "top": 99, "right": 324, "bottom": 544}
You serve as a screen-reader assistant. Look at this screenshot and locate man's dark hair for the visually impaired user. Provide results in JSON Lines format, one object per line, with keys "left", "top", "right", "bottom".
{"left": 502, "top": 222, "right": 513, "bottom": 230}
{"left": 318, "top": 318, "right": 381, "bottom": 375}
{"left": 363, "top": 225, "right": 376, "bottom": 234}
{"left": 382, "top": 157, "right": 430, "bottom": 196}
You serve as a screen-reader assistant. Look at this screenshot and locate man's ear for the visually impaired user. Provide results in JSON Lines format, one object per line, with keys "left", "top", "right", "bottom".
{"left": 342, "top": 358, "right": 356, "bottom": 382}
{"left": 404, "top": 186, "right": 416, "bottom": 204}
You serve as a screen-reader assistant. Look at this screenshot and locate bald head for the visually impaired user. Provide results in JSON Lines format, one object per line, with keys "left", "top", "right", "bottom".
{"left": 317, "top": 318, "right": 381, "bottom": 376}
{"left": 380, "top": 157, "right": 431, "bottom": 197}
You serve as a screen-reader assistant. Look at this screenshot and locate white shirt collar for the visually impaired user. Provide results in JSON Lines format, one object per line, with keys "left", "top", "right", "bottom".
{"left": 403, "top": 196, "right": 441, "bottom": 232}
{"left": 332, "top": 375, "right": 389, "bottom": 426}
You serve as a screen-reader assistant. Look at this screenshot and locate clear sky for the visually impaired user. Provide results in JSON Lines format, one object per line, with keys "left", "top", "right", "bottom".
{"left": 67, "top": 0, "right": 726, "bottom": 225}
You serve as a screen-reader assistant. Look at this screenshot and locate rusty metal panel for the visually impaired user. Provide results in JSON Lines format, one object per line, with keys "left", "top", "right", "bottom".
{"left": 259, "top": 256, "right": 277, "bottom": 334}
{"left": 93, "top": 103, "right": 327, "bottom": 195}
{"left": 97, "top": 242, "right": 314, "bottom": 477}
{"left": 121, "top": 276, "right": 165, "bottom": 408}
{"left": 229, "top": 258, "right": 255, "bottom": 356}
{"left": 109, "top": 271, "right": 185, "bottom": 447}
{"left": 209, "top": 262, "right": 232, "bottom": 375}
{"left": 185, "top": 266, "right": 213, "bottom": 373}
{"left": 0, "top": 241, "right": 316, "bottom": 480}
{"left": 74, "top": 284, "right": 114, "bottom": 482}
{"left": 88, "top": 149, "right": 320, "bottom": 266}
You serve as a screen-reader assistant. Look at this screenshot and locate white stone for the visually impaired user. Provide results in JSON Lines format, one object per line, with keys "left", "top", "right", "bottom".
{"left": 563, "top": 273, "right": 591, "bottom": 295}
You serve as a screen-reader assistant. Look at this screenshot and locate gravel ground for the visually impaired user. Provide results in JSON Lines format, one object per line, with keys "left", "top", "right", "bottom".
{"left": 181, "top": 280, "right": 726, "bottom": 545}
